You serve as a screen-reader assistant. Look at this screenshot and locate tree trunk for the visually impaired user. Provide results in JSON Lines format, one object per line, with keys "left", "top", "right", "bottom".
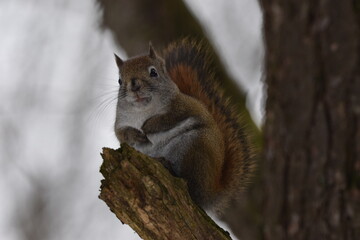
{"left": 261, "top": 1, "right": 360, "bottom": 239}
{"left": 99, "top": 144, "right": 232, "bottom": 240}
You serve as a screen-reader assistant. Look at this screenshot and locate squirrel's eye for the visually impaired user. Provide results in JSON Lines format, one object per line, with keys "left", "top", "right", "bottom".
{"left": 118, "top": 78, "right": 122, "bottom": 85}
{"left": 149, "top": 67, "right": 158, "bottom": 78}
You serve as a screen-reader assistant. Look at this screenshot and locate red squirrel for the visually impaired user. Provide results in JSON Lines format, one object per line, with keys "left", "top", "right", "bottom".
{"left": 114, "top": 39, "right": 254, "bottom": 212}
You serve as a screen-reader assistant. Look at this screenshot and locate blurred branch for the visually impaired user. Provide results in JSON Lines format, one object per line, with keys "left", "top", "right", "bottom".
{"left": 99, "top": 144, "right": 232, "bottom": 240}
{"left": 14, "top": 178, "right": 52, "bottom": 240}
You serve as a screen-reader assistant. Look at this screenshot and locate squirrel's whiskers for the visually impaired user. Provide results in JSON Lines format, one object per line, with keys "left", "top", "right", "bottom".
{"left": 88, "top": 90, "right": 118, "bottom": 124}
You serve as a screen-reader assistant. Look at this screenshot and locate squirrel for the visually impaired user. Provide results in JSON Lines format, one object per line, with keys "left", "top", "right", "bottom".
{"left": 113, "top": 39, "right": 254, "bottom": 212}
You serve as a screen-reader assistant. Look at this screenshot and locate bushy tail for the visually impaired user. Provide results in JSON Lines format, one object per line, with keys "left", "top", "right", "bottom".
{"left": 163, "top": 39, "right": 255, "bottom": 207}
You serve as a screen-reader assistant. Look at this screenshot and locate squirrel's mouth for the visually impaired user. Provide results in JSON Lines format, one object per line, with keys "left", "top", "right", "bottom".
{"left": 133, "top": 94, "right": 151, "bottom": 104}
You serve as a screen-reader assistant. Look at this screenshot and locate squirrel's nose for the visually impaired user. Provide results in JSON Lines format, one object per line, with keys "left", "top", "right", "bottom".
{"left": 131, "top": 78, "right": 141, "bottom": 92}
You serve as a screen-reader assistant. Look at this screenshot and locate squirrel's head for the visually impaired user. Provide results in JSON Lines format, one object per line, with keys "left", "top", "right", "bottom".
{"left": 114, "top": 43, "right": 179, "bottom": 110}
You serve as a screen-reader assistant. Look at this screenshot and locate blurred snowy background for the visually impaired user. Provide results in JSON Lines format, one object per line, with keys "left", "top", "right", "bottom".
{"left": 0, "top": 0, "right": 262, "bottom": 239}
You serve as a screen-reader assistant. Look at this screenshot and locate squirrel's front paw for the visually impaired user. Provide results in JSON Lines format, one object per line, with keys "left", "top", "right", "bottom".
{"left": 129, "top": 131, "right": 149, "bottom": 146}
{"left": 119, "top": 127, "right": 149, "bottom": 146}
{"left": 141, "top": 116, "right": 160, "bottom": 134}
{"left": 141, "top": 120, "right": 152, "bottom": 134}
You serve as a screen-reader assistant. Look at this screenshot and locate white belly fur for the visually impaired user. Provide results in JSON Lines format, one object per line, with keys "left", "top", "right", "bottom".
{"left": 116, "top": 111, "right": 149, "bottom": 130}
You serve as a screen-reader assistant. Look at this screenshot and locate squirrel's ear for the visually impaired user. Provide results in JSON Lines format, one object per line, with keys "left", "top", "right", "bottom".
{"left": 149, "top": 42, "right": 158, "bottom": 59}
{"left": 114, "top": 53, "right": 124, "bottom": 68}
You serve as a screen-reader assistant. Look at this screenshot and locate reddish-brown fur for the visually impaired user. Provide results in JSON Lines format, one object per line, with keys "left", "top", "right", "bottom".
{"left": 163, "top": 39, "right": 254, "bottom": 207}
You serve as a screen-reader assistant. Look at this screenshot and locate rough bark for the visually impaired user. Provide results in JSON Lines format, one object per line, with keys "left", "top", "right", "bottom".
{"left": 99, "top": 144, "right": 232, "bottom": 240}
{"left": 261, "top": 0, "right": 360, "bottom": 239}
